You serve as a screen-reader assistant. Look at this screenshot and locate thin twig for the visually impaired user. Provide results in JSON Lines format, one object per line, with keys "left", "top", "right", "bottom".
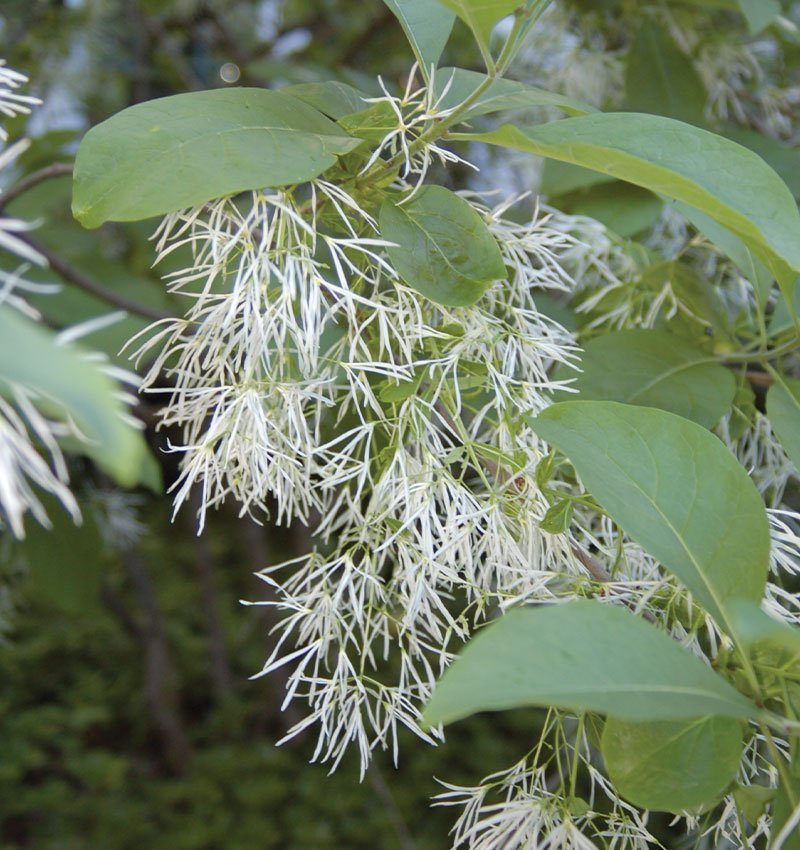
{"left": 18, "top": 232, "right": 172, "bottom": 322}
{"left": 0, "top": 163, "right": 74, "bottom": 210}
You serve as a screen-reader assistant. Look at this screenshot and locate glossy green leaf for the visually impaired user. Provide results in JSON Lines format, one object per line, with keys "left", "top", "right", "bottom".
{"left": 767, "top": 376, "right": 800, "bottom": 471}
{"left": 602, "top": 715, "right": 744, "bottom": 813}
{"left": 534, "top": 402, "right": 770, "bottom": 625}
{"left": 461, "top": 114, "right": 800, "bottom": 292}
{"left": 280, "top": 81, "right": 369, "bottom": 119}
{"left": 436, "top": 0, "right": 520, "bottom": 53}
{"left": 73, "top": 88, "right": 361, "bottom": 228}
{"left": 0, "top": 306, "right": 144, "bottom": 487}
{"left": 380, "top": 186, "right": 506, "bottom": 307}
{"left": 383, "top": 0, "right": 455, "bottom": 79}
{"left": 737, "top": 0, "right": 781, "bottom": 33}
{"left": 624, "top": 22, "right": 707, "bottom": 125}
{"left": 434, "top": 67, "right": 596, "bottom": 120}
{"left": 423, "top": 600, "right": 756, "bottom": 727}
{"left": 562, "top": 329, "right": 736, "bottom": 428}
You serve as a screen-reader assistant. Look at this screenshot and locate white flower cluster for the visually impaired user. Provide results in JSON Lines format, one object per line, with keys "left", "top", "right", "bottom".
{"left": 133, "top": 53, "right": 800, "bottom": 849}
{"left": 0, "top": 62, "right": 79, "bottom": 539}
{"left": 0, "top": 61, "right": 142, "bottom": 539}
{"left": 132, "top": 87, "right": 591, "bottom": 774}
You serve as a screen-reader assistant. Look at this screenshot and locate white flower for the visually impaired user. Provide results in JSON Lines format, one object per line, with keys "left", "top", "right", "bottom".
{"left": 0, "top": 60, "right": 40, "bottom": 141}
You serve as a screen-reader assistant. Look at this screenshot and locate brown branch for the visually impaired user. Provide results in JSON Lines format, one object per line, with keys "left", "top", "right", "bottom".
{"left": 18, "top": 233, "right": 172, "bottom": 322}
{"left": 188, "top": 493, "right": 235, "bottom": 702}
{"left": 0, "top": 163, "right": 74, "bottom": 210}
{"left": 123, "top": 549, "right": 193, "bottom": 775}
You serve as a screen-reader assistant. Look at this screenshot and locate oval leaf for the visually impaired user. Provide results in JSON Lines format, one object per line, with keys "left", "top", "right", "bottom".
{"left": 602, "top": 715, "right": 744, "bottom": 813}
{"left": 383, "top": 0, "right": 455, "bottom": 79}
{"left": 561, "top": 329, "right": 736, "bottom": 428}
{"left": 533, "top": 401, "right": 770, "bottom": 626}
{"left": 380, "top": 186, "right": 505, "bottom": 306}
{"left": 423, "top": 600, "right": 756, "bottom": 727}
{"left": 461, "top": 115, "right": 800, "bottom": 290}
{"left": 73, "top": 88, "right": 361, "bottom": 228}
{"left": 0, "top": 306, "right": 144, "bottom": 487}
{"left": 767, "top": 376, "right": 800, "bottom": 471}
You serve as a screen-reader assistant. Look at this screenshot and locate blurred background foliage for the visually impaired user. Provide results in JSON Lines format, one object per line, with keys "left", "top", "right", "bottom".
{"left": 1, "top": 1, "right": 799, "bottom": 847}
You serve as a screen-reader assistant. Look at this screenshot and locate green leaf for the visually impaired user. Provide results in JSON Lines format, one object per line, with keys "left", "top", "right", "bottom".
{"left": 772, "top": 775, "right": 800, "bottom": 850}
{"left": 461, "top": 114, "right": 800, "bottom": 295}
{"left": 737, "top": 0, "right": 781, "bottom": 33}
{"left": 602, "top": 715, "right": 744, "bottom": 813}
{"left": 541, "top": 161, "right": 616, "bottom": 197}
{"left": 280, "top": 81, "right": 369, "bottom": 119}
{"left": 724, "top": 128, "right": 800, "bottom": 202}
{"left": 733, "top": 783, "right": 776, "bottom": 826}
{"left": 557, "top": 182, "right": 663, "bottom": 238}
{"left": 434, "top": 67, "right": 597, "bottom": 120}
{"left": 73, "top": 88, "right": 361, "bottom": 228}
{"left": 624, "top": 22, "right": 708, "bottom": 125}
{"left": 0, "top": 306, "right": 145, "bottom": 487}
{"left": 673, "top": 200, "right": 775, "bottom": 310}
{"left": 767, "top": 376, "right": 800, "bottom": 471}
{"left": 380, "top": 186, "right": 506, "bottom": 307}
{"left": 383, "top": 0, "right": 455, "bottom": 79}
{"left": 435, "top": 0, "right": 521, "bottom": 54}
{"left": 533, "top": 401, "right": 770, "bottom": 625}
{"left": 725, "top": 598, "right": 800, "bottom": 664}
{"left": 423, "top": 600, "right": 756, "bottom": 727}
{"left": 561, "top": 329, "right": 736, "bottom": 428}
{"left": 539, "top": 498, "right": 573, "bottom": 534}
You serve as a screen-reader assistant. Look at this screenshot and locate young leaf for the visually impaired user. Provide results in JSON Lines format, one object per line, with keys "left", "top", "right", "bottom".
{"left": 434, "top": 67, "right": 596, "bottom": 120}
{"left": 383, "top": 0, "right": 455, "bottom": 79}
{"left": 73, "top": 89, "right": 361, "bottom": 228}
{"left": 460, "top": 114, "right": 800, "bottom": 296}
{"left": 602, "top": 715, "right": 744, "bottom": 813}
{"left": 0, "top": 306, "right": 145, "bottom": 487}
{"left": 559, "top": 329, "right": 736, "bottom": 428}
{"left": 533, "top": 401, "right": 770, "bottom": 626}
{"left": 380, "top": 186, "right": 506, "bottom": 307}
{"left": 624, "top": 22, "right": 707, "bottom": 126}
{"left": 435, "top": 0, "right": 521, "bottom": 56}
{"left": 766, "top": 376, "right": 800, "bottom": 471}
{"left": 423, "top": 600, "right": 756, "bottom": 727}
